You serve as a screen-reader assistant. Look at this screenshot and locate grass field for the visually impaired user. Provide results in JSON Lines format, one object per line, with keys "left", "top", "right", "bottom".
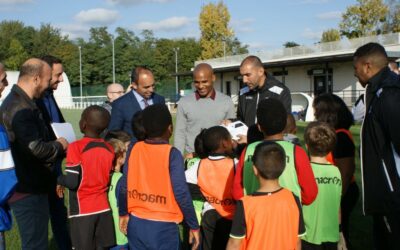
{"left": 5, "top": 109, "right": 373, "bottom": 249}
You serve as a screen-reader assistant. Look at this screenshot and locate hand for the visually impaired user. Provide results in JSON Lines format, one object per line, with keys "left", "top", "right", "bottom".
{"left": 221, "top": 119, "right": 232, "bottom": 126}
{"left": 184, "top": 153, "right": 194, "bottom": 159}
{"left": 337, "top": 232, "right": 347, "bottom": 250}
{"left": 189, "top": 230, "right": 200, "bottom": 250}
{"left": 56, "top": 185, "right": 64, "bottom": 198}
{"left": 236, "top": 134, "right": 247, "bottom": 144}
{"left": 119, "top": 215, "right": 129, "bottom": 235}
{"left": 57, "top": 137, "right": 69, "bottom": 150}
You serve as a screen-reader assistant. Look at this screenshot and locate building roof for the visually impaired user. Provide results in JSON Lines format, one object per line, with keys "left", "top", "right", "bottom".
{"left": 175, "top": 32, "right": 400, "bottom": 76}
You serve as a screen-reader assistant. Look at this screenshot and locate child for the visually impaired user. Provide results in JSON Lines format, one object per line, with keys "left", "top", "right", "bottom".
{"left": 105, "top": 130, "right": 132, "bottom": 250}
{"left": 232, "top": 98, "right": 318, "bottom": 206}
{"left": 302, "top": 122, "right": 343, "bottom": 249}
{"left": 119, "top": 104, "right": 200, "bottom": 249}
{"left": 57, "top": 105, "right": 115, "bottom": 249}
{"left": 284, "top": 113, "right": 300, "bottom": 145}
{"left": 186, "top": 126, "right": 236, "bottom": 250}
{"left": 227, "top": 141, "right": 305, "bottom": 250}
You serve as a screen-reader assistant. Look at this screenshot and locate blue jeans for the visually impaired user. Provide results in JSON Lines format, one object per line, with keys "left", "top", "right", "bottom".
{"left": 49, "top": 160, "right": 72, "bottom": 250}
{"left": 10, "top": 194, "right": 49, "bottom": 250}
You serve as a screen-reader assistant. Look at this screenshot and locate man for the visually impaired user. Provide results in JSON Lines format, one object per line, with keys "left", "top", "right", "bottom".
{"left": 353, "top": 42, "right": 400, "bottom": 250}
{"left": 108, "top": 66, "right": 165, "bottom": 136}
{"left": 35, "top": 55, "right": 72, "bottom": 250}
{"left": 0, "top": 63, "right": 16, "bottom": 250}
{"left": 174, "top": 63, "right": 235, "bottom": 157}
{"left": 0, "top": 58, "right": 68, "bottom": 249}
{"left": 238, "top": 55, "right": 292, "bottom": 126}
{"left": 101, "top": 83, "right": 125, "bottom": 113}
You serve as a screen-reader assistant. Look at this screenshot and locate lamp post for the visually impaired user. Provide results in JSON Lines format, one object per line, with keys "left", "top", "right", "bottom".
{"left": 111, "top": 36, "right": 115, "bottom": 83}
{"left": 173, "top": 47, "right": 180, "bottom": 100}
{"left": 79, "top": 46, "right": 82, "bottom": 102}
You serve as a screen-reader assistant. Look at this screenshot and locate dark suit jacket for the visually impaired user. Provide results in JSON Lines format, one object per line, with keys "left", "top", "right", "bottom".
{"left": 36, "top": 91, "right": 65, "bottom": 140}
{"left": 108, "top": 91, "right": 165, "bottom": 135}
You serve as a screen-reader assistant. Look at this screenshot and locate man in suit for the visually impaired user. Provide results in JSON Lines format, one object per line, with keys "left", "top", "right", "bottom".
{"left": 109, "top": 66, "right": 165, "bottom": 136}
{"left": 36, "top": 55, "right": 72, "bottom": 250}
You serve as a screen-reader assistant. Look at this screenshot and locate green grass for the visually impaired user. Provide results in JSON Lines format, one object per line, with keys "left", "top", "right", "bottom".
{"left": 5, "top": 110, "right": 372, "bottom": 250}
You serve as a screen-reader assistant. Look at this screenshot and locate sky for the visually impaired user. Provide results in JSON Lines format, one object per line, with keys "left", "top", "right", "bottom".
{"left": 0, "top": 0, "right": 358, "bottom": 52}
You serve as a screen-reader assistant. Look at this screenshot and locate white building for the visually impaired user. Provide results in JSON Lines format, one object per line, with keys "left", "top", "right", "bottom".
{"left": 182, "top": 32, "right": 400, "bottom": 107}
{"left": 0, "top": 71, "right": 74, "bottom": 108}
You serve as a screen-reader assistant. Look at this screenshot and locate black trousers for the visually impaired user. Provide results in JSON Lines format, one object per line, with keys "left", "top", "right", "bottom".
{"left": 373, "top": 213, "right": 400, "bottom": 250}
{"left": 302, "top": 240, "right": 337, "bottom": 250}
{"left": 341, "top": 181, "right": 359, "bottom": 248}
{"left": 201, "top": 209, "right": 232, "bottom": 250}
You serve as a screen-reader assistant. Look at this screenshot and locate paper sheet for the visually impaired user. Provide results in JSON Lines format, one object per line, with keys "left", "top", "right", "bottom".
{"left": 221, "top": 121, "right": 248, "bottom": 140}
{"left": 50, "top": 123, "right": 76, "bottom": 143}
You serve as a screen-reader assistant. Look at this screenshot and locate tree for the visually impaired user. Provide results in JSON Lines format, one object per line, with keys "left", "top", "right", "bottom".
{"left": 4, "top": 39, "right": 29, "bottom": 70}
{"left": 321, "top": 29, "right": 341, "bottom": 43}
{"left": 382, "top": 0, "right": 400, "bottom": 33}
{"left": 199, "top": 1, "right": 234, "bottom": 59}
{"left": 339, "top": 0, "right": 389, "bottom": 39}
{"left": 283, "top": 41, "right": 300, "bottom": 48}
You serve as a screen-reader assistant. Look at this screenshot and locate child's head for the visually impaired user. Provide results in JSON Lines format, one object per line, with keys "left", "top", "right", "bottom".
{"left": 313, "top": 93, "right": 354, "bottom": 130}
{"left": 105, "top": 130, "right": 131, "bottom": 144}
{"left": 107, "top": 138, "right": 127, "bottom": 172}
{"left": 79, "top": 105, "right": 110, "bottom": 137}
{"left": 131, "top": 110, "right": 146, "bottom": 141}
{"left": 142, "top": 104, "right": 172, "bottom": 140}
{"left": 193, "top": 130, "right": 208, "bottom": 159}
{"left": 284, "top": 113, "right": 297, "bottom": 135}
{"left": 252, "top": 141, "right": 286, "bottom": 180}
{"left": 304, "top": 121, "right": 336, "bottom": 157}
{"left": 256, "top": 99, "right": 287, "bottom": 136}
{"left": 197, "top": 126, "right": 233, "bottom": 157}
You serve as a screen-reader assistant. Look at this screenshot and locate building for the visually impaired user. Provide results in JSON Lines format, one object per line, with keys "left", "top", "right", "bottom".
{"left": 0, "top": 71, "right": 74, "bottom": 108}
{"left": 179, "top": 32, "right": 400, "bottom": 107}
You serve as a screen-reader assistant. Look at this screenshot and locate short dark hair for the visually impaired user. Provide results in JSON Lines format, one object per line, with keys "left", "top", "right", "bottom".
{"left": 353, "top": 42, "right": 388, "bottom": 68}
{"left": 313, "top": 93, "right": 354, "bottom": 129}
{"left": 142, "top": 104, "right": 172, "bottom": 138}
{"left": 131, "top": 111, "right": 146, "bottom": 141}
{"left": 240, "top": 55, "right": 263, "bottom": 68}
{"left": 196, "top": 126, "right": 231, "bottom": 156}
{"left": 252, "top": 141, "right": 286, "bottom": 180}
{"left": 354, "top": 42, "right": 387, "bottom": 59}
{"left": 81, "top": 105, "right": 111, "bottom": 136}
{"left": 257, "top": 98, "right": 287, "bottom": 136}
{"left": 130, "top": 66, "right": 152, "bottom": 84}
{"left": 105, "top": 130, "right": 131, "bottom": 143}
{"left": 304, "top": 121, "right": 336, "bottom": 157}
{"left": 40, "top": 55, "right": 62, "bottom": 68}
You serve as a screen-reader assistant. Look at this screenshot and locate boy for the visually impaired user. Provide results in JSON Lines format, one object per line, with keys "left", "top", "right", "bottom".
{"left": 232, "top": 98, "right": 318, "bottom": 205}
{"left": 58, "top": 105, "right": 115, "bottom": 249}
{"left": 227, "top": 141, "right": 305, "bottom": 249}
{"left": 119, "top": 104, "right": 200, "bottom": 249}
{"left": 302, "top": 122, "right": 343, "bottom": 249}
{"left": 105, "top": 131, "right": 131, "bottom": 250}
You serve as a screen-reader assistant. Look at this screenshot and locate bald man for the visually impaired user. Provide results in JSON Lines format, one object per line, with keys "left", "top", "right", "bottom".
{"left": 238, "top": 55, "right": 292, "bottom": 126}
{"left": 0, "top": 58, "right": 68, "bottom": 249}
{"left": 101, "top": 83, "right": 124, "bottom": 113}
{"left": 354, "top": 43, "right": 400, "bottom": 250}
{"left": 388, "top": 61, "right": 399, "bottom": 75}
{"left": 174, "top": 63, "right": 235, "bottom": 157}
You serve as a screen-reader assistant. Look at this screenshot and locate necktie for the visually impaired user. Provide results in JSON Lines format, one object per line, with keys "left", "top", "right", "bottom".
{"left": 143, "top": 99, "right": 149, "bottom": 108}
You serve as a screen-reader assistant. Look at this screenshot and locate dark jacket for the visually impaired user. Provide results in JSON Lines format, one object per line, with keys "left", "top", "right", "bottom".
{"left": 0, "top": 85, "right": 64, "bottom": 194}
{"left": 108, "top": 91, "right": 165, "bottom": 136}
{"left": 237, "top": 73, "right": 292, "bottom": 126}
{"left": 36, "top": 89, "right": 65, "bottom": 140}
{"left": 361, "top": 67, "right": 400, "bottom": 215}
